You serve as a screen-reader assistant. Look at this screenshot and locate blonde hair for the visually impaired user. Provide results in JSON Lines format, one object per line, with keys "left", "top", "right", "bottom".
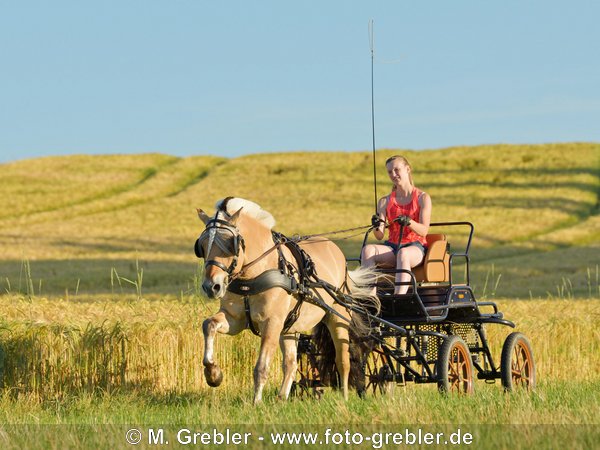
{"left": 385, "top": 155, "right": 414, "bottom": 187}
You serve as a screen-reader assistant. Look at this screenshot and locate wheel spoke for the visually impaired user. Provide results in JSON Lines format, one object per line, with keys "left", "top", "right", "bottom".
{"left": 449, "top": 371, "right": 458, "bottom": 383}
{"left": 449, "top": 344, "right": 470, "bottom": 392}
{"left": 449, "top": 348, "right": 460, "bottom": 377}
{"left": 513, "top": 347, "right": 523, "bottom": 372}
{"left": 512, "top": 344, "right": 530, "bottom": 383}
{"left": 364, "top": 346, "right": 394, "bottom": 395}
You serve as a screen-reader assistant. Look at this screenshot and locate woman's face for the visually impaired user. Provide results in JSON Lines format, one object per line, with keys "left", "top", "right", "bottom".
{"left": 386, "top": 159, "right": 410, "bottom": 185}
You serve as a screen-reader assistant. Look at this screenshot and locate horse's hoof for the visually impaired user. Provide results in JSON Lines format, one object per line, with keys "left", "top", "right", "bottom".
{"left": 204, "top": 365, "right": 223, "bottom": 387}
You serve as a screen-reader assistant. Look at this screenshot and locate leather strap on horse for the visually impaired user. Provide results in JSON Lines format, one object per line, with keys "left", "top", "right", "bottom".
{"left": 279, "top": 233, "right": 316, "bottom": 282}
{"left": 232, "top": 230, "right": 359, "bottom": 337}
{"left": 228, "top": 269, "right": 298, "bottom": 296}
{"left": 233, "top": 232, "right": 310, "bottom": 337}
{"left": 243, "top": 296, "right": 261, "bottom": 336}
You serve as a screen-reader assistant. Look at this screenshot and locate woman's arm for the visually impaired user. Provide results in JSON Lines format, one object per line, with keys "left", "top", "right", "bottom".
{"left": 407, "top": 192, "right": 432, "bottom": 237}
{"left": 372, "top": 196, "right": 388, "bottom": 240}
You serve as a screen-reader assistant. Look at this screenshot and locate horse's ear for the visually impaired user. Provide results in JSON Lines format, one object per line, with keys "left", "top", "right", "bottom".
{"left": 229, "top": 207, "right": 244, "bottom": 225}
{"left": 196, "top": 208, "right": 211, "bottom": 225}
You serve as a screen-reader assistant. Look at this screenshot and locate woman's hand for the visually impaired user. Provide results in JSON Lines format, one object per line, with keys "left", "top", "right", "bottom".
{"left": 394, "top": 215, "right": 411, "bottom": 226}
{"left": 371, "top": 214, "right": 384, "bottom": 229}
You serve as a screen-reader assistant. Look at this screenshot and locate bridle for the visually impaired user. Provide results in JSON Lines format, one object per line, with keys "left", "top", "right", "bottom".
{"left": 194, "top": 212, "right": 246, "bottom": 276}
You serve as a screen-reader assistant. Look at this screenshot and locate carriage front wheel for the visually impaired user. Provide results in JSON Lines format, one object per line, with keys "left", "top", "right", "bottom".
{"left": 436, "top": 335, "right": 474, "bottom": 394}
{"left": 363, "top": 345, "right": 395, "bottom": 396}
{"left": 290, "top": 334, "right": 324, "bottom": 398}
{"left": 500, "top": 332, "right": 535, "bottom": 391}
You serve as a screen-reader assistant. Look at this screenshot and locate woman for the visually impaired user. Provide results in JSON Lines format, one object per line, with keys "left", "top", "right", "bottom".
{"left": 361, "top": 155, "right": 432, "bottom": 295}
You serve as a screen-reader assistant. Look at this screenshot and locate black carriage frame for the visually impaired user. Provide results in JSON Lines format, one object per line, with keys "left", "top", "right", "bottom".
{"left": 292, "top": 221, "right": 535, "bottom": 395}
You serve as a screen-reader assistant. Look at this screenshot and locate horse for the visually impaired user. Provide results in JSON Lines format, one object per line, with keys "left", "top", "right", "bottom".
{"left": 194, "top": 197, "right": 379, "bottom": 403}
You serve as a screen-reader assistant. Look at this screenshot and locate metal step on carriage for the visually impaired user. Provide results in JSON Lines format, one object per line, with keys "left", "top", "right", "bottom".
{"left": 291, "top": 221, "right": 536, "bottom": 397}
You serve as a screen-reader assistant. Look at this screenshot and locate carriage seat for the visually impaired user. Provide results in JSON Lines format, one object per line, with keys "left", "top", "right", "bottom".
{"left": 412, "top": 234, "right": 450, "bottom": 283}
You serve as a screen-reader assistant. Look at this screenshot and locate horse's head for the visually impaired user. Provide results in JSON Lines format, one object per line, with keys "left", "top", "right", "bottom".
{"left": 194, "top": 207, "right": 246, "bottom": 298}
{"left": 194, "top": 197, "right": 277, "bottom": 299}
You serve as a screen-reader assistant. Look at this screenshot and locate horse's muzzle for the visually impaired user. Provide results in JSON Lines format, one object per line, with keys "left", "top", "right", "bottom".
{"left": 202, "top": 277, "right": 227, "bottom": 299}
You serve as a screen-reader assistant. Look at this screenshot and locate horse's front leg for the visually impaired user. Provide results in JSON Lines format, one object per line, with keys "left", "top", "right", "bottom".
{"left": 278, "top": 334, "right": 298, "bottom": 400}
{"left": 253, "top": 320, "right": 284, "bottom": 404}
{"left": 203, "top": 309, "right": 245, "bottom": 387}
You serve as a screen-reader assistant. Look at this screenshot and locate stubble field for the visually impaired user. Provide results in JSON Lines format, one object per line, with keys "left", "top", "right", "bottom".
{"left": 0, "top": 142, "right": 598, "bottom": 448}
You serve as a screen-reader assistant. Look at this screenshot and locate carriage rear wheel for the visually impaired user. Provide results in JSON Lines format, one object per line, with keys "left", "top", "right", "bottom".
{"left": 363, "top": 346, "right": 395, "bottom": 395}
{"left": 501, "top": 332, "right": 536, "bottom": 391}
{"left": 436, "top": 335, "right": 474, "bottom": 394}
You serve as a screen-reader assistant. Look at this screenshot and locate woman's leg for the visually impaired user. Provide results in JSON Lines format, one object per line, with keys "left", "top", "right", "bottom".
{"left": 395, "top": 245, "right": 425, "bottom": 295}
{"left": 361, "top": 244, "right": 395, "bottom": 296}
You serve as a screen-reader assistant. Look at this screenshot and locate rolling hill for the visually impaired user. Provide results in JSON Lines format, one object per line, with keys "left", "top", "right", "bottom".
{"left": 0, "top": 142, "right": 598, "bottom": 298}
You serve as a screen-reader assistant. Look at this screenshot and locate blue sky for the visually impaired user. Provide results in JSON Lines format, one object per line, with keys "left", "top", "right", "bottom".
{"left": 1, "top": 1, "right": 598, "bottom": 163}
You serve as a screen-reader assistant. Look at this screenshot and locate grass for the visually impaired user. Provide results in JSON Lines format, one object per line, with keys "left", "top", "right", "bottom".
{"left": 0, "top": 382, "right": 598, "bottom": 426}
{"left": 0, "top": 388, "right": 597, "bottom": 448}
{"left": 0, "top": 295, "right": 598, "bottom": 448}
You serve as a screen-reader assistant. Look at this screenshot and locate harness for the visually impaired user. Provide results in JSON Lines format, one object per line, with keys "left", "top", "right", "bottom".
{"left": 228, "top": 231, "right": 316, "bottom": 336}
{"left": 195, "top": 209, "right": 371, "bottom": 337}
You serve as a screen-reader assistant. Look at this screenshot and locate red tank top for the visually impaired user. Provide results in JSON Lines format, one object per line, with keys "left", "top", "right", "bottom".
{"left": 386, "top": 187, "right": 427, "bottom": 246}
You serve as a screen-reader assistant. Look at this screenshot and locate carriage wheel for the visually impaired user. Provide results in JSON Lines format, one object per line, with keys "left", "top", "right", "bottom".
{"left": 436, "top": 335, "right": 474, "bottom": 394}
{"left": 363, "top": 346, "right": 395, "bottom": 395}
{"left": 290, "top": 336, "right": 324, "bottom": 398}
{"left": 501, "top": 332, "right": 535, "bottom": 391}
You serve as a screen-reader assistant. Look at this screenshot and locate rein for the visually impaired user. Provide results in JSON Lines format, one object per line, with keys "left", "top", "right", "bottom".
{"left": 289, "top": 224, "right": 373, "bottom": 242}
{"left": 232, "top": 223, "right": 373, "bottom": 280}
{"left": 230, "top": 237, "right": 286, "bottom": 281}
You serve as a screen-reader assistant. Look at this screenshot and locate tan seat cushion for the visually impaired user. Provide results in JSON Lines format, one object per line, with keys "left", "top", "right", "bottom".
{"left": 412, "top": 234, "right": 450, "bottom": 283}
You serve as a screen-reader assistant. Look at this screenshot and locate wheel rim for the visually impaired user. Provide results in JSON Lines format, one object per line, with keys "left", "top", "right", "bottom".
{"left": 447, "top": 342, "right": 473, "bottom": 393}
{"left": 511, "top": 339, "right": 533, "bottom": 388}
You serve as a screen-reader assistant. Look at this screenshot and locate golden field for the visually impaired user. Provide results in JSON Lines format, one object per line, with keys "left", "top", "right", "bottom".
{"left": 0, "top": 143, "right": 598, "bottom": 448}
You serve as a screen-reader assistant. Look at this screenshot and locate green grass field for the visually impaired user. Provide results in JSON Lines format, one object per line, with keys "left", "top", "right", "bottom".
{"left": 0, "top": 143, "right": 599, "bottom": 448}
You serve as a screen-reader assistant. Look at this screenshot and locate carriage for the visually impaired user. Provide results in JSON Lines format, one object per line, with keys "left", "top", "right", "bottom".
{"left": 292, "top": 221, "right": 536, "bottom": 396}
{"left": 194, "top": 198, "right": 535, "bottom": 402}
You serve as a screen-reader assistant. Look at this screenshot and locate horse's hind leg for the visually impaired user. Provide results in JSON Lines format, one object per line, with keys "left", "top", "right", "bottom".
{"left": 325, "top": 315, "right": 351, "bottom": 400}
{"left": 278, "top": 334, "right": 298, "bottom": 400}
{"left": 202, "top": 310, "right": 244, "bottom": 387}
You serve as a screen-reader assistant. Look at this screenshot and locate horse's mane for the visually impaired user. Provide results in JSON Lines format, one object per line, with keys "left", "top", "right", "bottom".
{"left": 215, "top": 197, "right": 276, "bottom": 229}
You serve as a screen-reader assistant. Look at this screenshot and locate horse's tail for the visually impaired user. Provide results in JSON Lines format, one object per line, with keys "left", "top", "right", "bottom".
{"left": 345, "top": 266, "right": 381, "bottom": 392}
{"left": 344, "top": 266, "right": 381, "bottom": 337}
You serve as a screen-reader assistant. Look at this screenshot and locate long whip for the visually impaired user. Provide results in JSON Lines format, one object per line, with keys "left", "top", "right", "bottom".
{"left": 369, "top": 20, "right": 378, "bottom": 214}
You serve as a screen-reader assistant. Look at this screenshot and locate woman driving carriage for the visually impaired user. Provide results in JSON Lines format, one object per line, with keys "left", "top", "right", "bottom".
{"left": 361, "top": 155, "right": 432, "bottom": 295}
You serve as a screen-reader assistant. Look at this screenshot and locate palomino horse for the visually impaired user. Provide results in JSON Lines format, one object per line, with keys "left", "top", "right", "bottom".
{"left": 195, "top": 197, "right": 379, "bottom": 403}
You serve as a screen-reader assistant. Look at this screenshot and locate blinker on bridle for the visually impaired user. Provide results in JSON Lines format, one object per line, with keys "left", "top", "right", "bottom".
{"left": 194, "top": 211, "right": 245, "bottom": 276}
